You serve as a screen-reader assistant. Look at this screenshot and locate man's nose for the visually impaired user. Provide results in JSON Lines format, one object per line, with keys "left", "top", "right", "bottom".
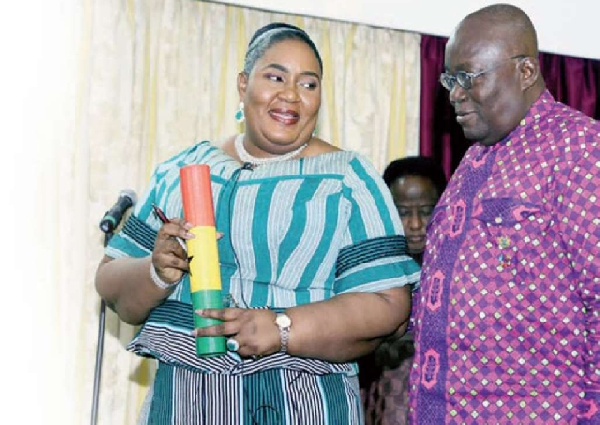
{"left": 449, "top": 82, "right": 468, "bottom": 104}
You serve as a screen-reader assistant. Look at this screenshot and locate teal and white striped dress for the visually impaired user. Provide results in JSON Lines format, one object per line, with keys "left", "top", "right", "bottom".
{"left": 106, "top": 141, "right": 420, "bottom": 424}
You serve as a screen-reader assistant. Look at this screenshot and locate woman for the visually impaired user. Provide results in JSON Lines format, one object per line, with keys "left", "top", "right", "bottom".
{"left": 360, "top": 156, "right": 447, "bottom": 425}
{"left": 95, "top": 23, "right": 419, "bottom": 424}
{"left": 383, "top": 156, "right": 448, "bottom": 268}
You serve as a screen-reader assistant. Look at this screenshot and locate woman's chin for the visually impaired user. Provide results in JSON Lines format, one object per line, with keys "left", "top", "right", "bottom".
{"left": 407, "top": 247, "right": 424, "bottom": 257}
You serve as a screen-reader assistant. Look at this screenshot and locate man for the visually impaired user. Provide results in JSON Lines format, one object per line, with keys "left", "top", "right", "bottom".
{"left": 410, "top": 4, "right": 600, "bottom": 424}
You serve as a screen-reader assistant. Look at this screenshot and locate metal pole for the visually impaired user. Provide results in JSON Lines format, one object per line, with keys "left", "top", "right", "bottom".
{"left": 91, "top": 190, "right": 136, "bottom": 425}
{"left": 91, "top": 231, "right": 112, "bottom": 425}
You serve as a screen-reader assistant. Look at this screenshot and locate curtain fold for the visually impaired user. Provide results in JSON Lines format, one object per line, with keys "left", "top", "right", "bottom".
{"left": 73, "top": 2, "right": 421, "bottom": 424}
{"left": 418, "top": 35, "right": 467, "bottom": 178}
{"left": 419, "top": 34, "right": 600, "bottom": 178}
{"left": 539, "top": 52, "right": 600, "bottom": 118}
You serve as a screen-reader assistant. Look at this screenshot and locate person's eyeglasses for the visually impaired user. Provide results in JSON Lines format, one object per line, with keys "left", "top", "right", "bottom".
{"left": 439, "top": 55, "right": 526, "bottom": 91}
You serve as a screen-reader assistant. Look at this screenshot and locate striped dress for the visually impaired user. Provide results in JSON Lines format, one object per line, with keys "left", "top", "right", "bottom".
{"left": 106, "top": 141, "right": 420, "bottom": 425}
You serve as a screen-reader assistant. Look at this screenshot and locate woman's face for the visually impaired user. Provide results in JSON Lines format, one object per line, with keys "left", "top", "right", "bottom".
{"left": 238, "top": 39, "right": 322, "bottom": 156}
{"left": 389, "top": 176, "right": 440, "bottom": 255}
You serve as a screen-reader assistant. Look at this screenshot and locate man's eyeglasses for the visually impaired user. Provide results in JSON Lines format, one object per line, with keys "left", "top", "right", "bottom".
{"left": 439, "top": 55, "right": 526, "bottom": 91}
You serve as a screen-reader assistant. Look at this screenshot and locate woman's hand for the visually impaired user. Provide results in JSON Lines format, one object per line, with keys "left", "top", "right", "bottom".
{"left": 151, "top": 218, "right": 194, "bottom": 284}
{"left": 193, "top": 308, "right": 280, "bottom": 358}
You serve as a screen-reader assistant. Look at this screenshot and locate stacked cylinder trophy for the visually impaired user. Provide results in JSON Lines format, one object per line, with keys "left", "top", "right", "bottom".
{"left": 180, "top": 164, "right": 226, "bottom": 356}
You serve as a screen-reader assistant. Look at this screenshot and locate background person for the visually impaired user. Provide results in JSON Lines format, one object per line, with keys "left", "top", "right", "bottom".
{"left": 361, "top": 156, "right": 447, "bottom": 425}
{"left": 410, "top": 4, "right": 600, "bottom": 424}
{"left": 95, "top": 22, "right": 419, "bottom": 424}
{"left": 383, "top": 157, "right": 448, "bottom": 268}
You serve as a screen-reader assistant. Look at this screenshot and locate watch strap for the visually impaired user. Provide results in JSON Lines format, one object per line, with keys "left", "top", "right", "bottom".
{"left": 276, "top": 313, "right": 291, "bottom": 353}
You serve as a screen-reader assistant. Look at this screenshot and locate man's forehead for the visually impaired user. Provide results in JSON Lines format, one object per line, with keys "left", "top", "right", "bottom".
{"left": 446, "top": 31, "right": 505, "bottom": 68}
{"left": 451, "top": 18, "right": 513, "bottom": 53}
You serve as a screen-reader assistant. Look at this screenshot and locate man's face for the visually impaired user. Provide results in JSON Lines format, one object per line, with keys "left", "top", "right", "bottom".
{"left": 444, "top": 24, "right": 525, "bottom": 146}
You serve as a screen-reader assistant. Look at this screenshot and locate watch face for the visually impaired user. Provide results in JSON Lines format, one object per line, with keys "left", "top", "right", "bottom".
{"left": 276, "top": 314, "right": 291, "bottom": 328}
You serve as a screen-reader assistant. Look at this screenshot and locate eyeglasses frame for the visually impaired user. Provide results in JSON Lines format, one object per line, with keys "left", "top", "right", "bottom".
{"left": 439, "top": 55, "right": 527, "bottom": 91}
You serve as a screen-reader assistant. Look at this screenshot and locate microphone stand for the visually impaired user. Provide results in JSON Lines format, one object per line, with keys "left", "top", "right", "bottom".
{"left": 91, "top": 190, "right": 137, "bottom": 425}
{"left": 91, "top": 229, "right": 112, "bottom": 425}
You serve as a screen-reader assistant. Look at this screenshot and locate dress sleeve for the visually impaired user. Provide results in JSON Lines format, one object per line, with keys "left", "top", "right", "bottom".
{"left": 556, "top": 131, "right": 600, "bottom": 424}
{"left": 104, "top": 168, "right": 162, "bottom": 260}
{"left": 333, "top": 154, "right": 420, "bottom": 295}
{"left": 104, "top": 143, "right": 212, "bottom": 259}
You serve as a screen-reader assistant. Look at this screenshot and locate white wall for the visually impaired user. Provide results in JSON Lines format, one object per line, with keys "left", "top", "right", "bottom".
{"left": 216, "top": 0, "right": 600, "bottom": 60}
{"left": 0, "top": 0, "right": 80, "bottom": 423}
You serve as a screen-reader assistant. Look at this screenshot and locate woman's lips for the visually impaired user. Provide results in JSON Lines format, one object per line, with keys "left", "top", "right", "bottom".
{"left": 269, "top": 109, "right": 300, "bottom": 125}
{"left": 407, "top": 236, "right": 425, "bottom": 244}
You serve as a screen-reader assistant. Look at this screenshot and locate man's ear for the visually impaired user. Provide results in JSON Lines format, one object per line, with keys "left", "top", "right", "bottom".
{"left": 237, "top": 72, "right": 248, "bottom": 99}
{"left": 519, "top": 56, "right": 541, "bottom": 91}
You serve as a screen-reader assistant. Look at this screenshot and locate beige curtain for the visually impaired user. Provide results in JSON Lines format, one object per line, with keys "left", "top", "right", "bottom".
{"left": 32, "top": 1, "right": 422, "bottom": 424}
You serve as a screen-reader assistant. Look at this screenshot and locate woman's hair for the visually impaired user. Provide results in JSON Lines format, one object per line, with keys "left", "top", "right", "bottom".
{"left": 382, "top": 156, "right": 448, "bottom": 197}
{"left": 243, "top": 22, "right": 323, "bottom": 75}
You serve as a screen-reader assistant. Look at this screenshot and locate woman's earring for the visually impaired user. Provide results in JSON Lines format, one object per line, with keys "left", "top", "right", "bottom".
{"left": 235, "top": 101, "right": 245, "bottom": 123}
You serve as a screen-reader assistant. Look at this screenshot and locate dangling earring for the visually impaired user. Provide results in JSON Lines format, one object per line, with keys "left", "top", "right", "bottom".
{"left": 235, "top": 101, "right": 245, "bottom": 123}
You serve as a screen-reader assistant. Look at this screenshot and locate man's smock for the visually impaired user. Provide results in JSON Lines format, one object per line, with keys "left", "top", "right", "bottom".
{"left": 410, "top": 91, "right": 600, "bottom": 424}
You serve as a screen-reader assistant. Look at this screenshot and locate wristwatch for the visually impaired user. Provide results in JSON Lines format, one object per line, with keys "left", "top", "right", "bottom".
{"left": 275, "top": 313, "right": 292, "bottom": 353}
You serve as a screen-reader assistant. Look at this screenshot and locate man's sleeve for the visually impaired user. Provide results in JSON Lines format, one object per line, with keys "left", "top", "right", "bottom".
{"left": 556, "top": 130, "right": 600, "bottom": 424}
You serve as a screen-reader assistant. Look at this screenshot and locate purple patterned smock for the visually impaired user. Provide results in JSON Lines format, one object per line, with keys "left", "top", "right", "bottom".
{"left": 410, "top": 91, "right": 600, "bottom": 424}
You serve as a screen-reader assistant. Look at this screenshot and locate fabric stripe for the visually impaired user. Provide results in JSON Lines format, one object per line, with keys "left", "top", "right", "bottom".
{"left": 129, "top": 302, "right": 356, "bottom": 376}
{"left": 122, "top": 214, "right": 158, "bottom": 252}
{"left": 243, "top": 369, "right": 286, "bottom": 424}
{"left": 294, "top": 189, "right": 341, "bottom": 305}
{"left": 147, "top": 365, "right": 362, "bottom": 425}
{"left": 267, "top": 180, "right": 302, "bottom": 306}
{"left": 231, "top": 183, "right": 259, "bottom": 305}
{"left": 336, "top": 234, "right": 407, "bottom": 277}
{"left": 335, "top": 260, "right": 419, "bottom": 294}
{"left": 149, "top": 361, "right": 174, "bottom": 424}
{"left": 275, "top": 177, "right": 320, "bottom": 278}
{"left": 346, "top": 158, "right": 393, "bottom": 239}
{"left": 250, "top": 181, "right": 276, "bottom": 306}
{"left": 146, "top": 299, "right": 193, "bottom": 330}
{"left": 283, "top": 369, "right": 323, "bottom": 425}
{"left": 415, "top": 149, "right": 497, "bottom": 424}
{"left": 321, "top": 373, "right": 351, "bottom": 425}
{"left": 213, "top": 168, "right": 244, "bottom": 297}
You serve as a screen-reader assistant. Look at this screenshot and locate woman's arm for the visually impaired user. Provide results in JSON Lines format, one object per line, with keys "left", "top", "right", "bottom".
{"left": 286, "top": 286, "right": 411, "bottom": 362}
{"left": 95, "top": 255, "right": 174, "bottom": 325}
{"left": 95, "top": 218, "right": 193, "bottom": 325}
{"left": 195, "top": 285, "right": 411, "bottom": 363}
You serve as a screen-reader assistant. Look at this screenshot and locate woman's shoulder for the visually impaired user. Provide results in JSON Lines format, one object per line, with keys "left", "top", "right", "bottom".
{"left": 301, "top": 138, "right": 357, "bottom": 168}
{"left": 154, "top": 140, "right": 235, "bottom": 175}
{"left": 299, "top": 142, "right": 387, "bottom": 187}
{"left": 303, "top": 137, "right": 342, "bottom": 156}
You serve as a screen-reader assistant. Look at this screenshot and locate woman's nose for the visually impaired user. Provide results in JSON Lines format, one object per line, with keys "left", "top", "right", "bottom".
{"left": 278, "top": 83, "right": 300, "bottom": 102}
{"left": 406, "top": 213, "right": 424, "bottom": 230}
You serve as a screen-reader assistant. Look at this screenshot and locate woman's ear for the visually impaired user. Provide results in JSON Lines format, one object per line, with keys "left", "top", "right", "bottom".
{"left": 237, "top": 72, "right": 248, "bottom": 99}
{"left": 519, "top": 56, "right": 541, "bottom": 91}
